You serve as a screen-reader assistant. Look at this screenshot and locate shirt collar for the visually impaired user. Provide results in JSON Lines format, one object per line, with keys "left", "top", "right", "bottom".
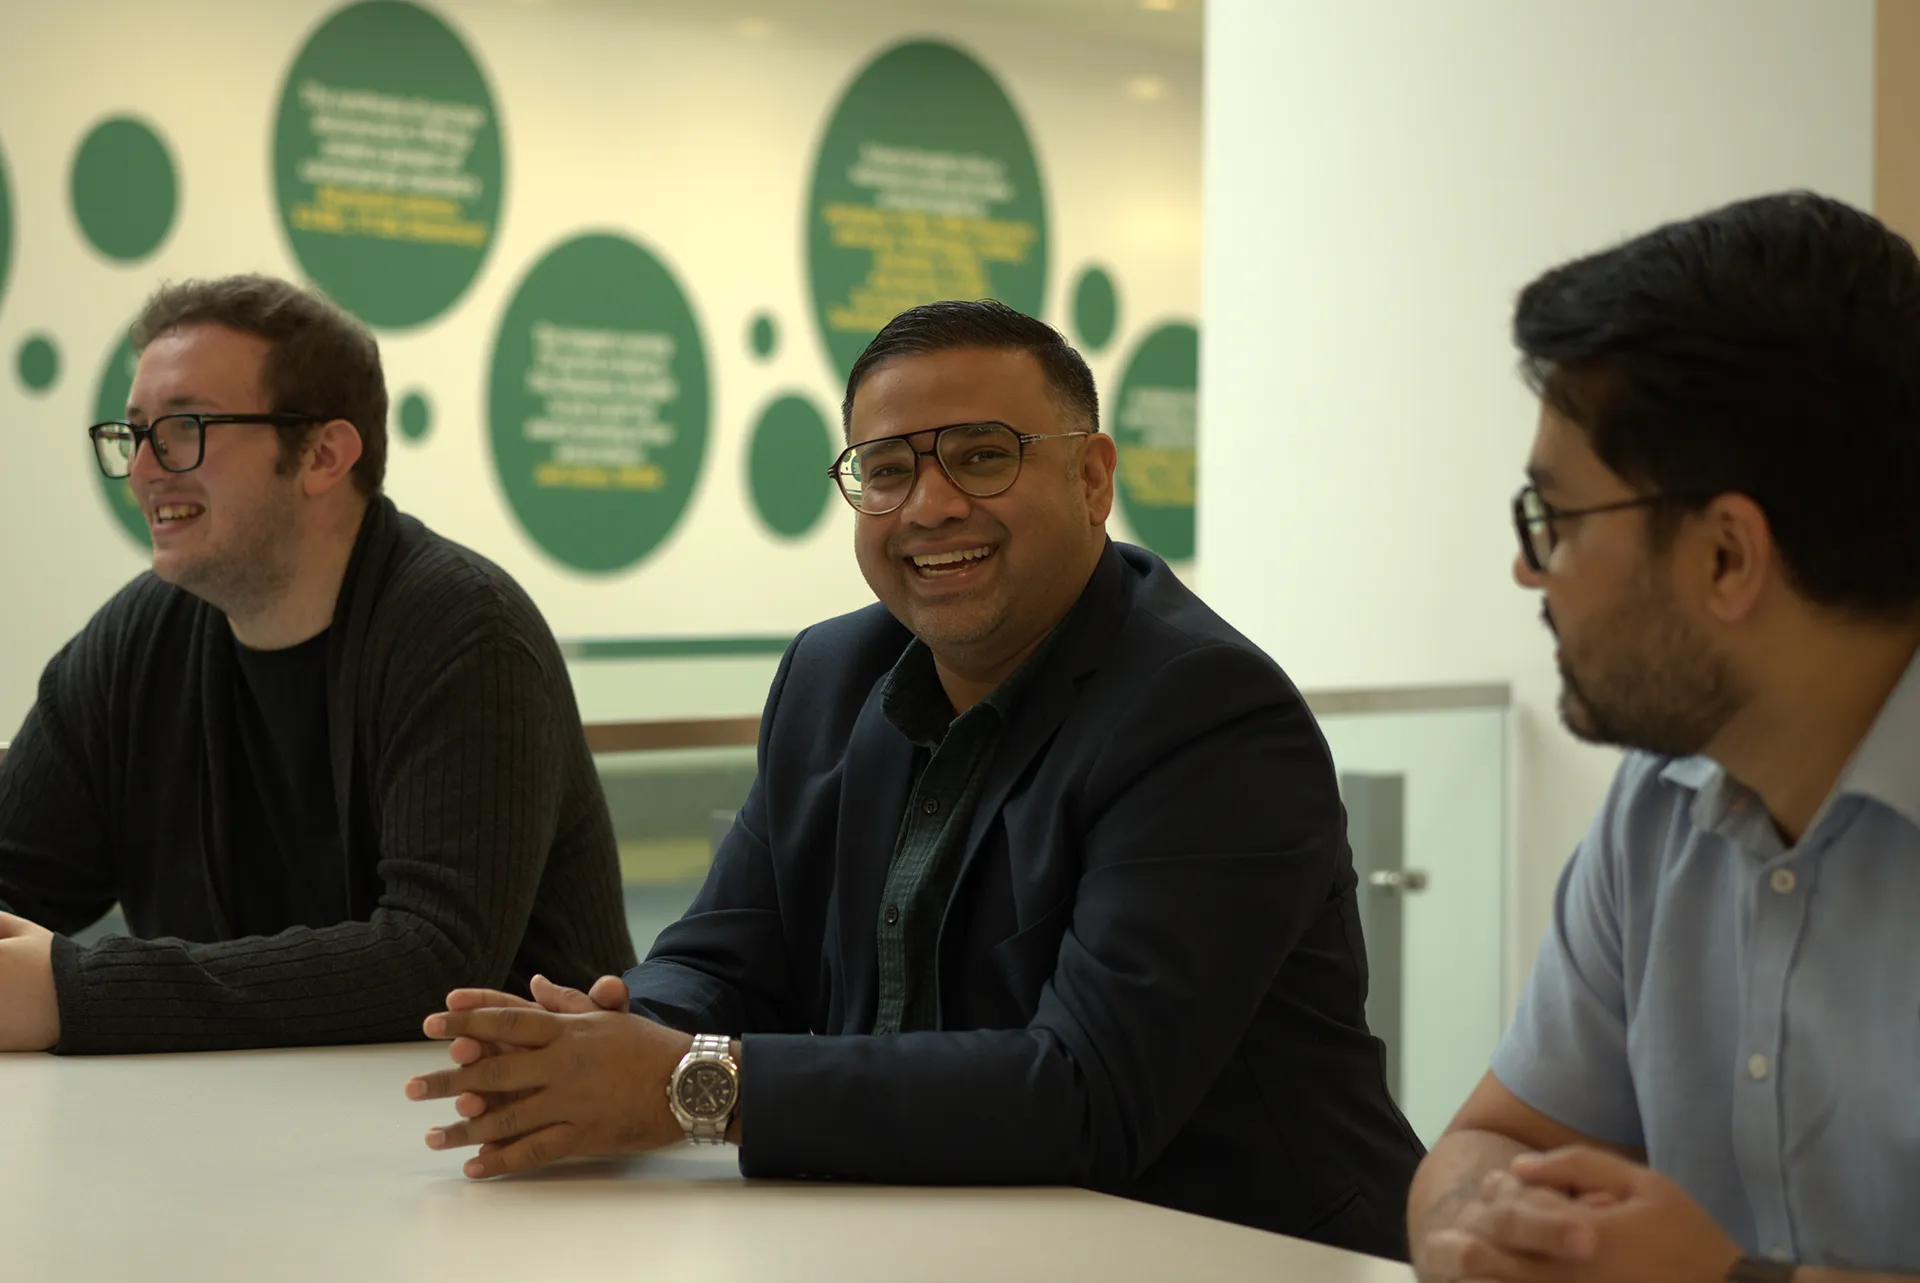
{"left": 1658, "top": 644, "right": 1920, "bottom": 837}
{"left": 880, "top": 629, "right": 1061, "bottom": 750}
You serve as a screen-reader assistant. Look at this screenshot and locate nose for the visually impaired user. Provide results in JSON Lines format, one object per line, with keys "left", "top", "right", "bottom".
{"left": 126, "top": 432, "right": 165, "bottom": 487}
{"left": 895, "top": 455, "right": 972, "bottom": 528}
{"left": 1513, "top": 550, "right": 1545, "bottom": 590}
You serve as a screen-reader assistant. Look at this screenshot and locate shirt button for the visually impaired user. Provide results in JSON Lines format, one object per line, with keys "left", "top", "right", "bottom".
{"left": 1770, "top": 868, "right": 1796, "bottom": 894}
{"left": 922, "top": 796, "right": 939, "bottom": 816}
{"left": 1770, "top": 1248, "right": 1794, "bottom": 1264}
{"left": 1748, "top": 1053, "right": 1770, "bottom": 1080}
{"left": 884, "top": 905, "right": 900, "bottom": 926}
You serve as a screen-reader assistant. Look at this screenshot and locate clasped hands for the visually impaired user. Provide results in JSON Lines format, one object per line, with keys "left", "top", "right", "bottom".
{"left": 405, "top": 973, "right": 697, "bottom": 1179}
{"left": 1418, "top": 1148, "right": 1743, "bottom": 1283}
{"left": 0, "top": 911, "right": 59, "bottom": 1051}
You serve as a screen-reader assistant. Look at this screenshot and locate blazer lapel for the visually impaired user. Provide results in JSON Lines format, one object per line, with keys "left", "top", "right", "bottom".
{"left": 951, "top": 541, "right": 1137, "bottom": 897}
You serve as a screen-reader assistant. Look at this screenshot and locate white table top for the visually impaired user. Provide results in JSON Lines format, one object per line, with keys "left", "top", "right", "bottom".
{"left": 2, "top": 1043, "right": 1414, "bottom": 1283}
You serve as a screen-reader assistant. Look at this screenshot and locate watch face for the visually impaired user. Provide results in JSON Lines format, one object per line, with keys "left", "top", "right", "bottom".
{"left": 675, "top": 1062, "right": 736, "bottom": 1119}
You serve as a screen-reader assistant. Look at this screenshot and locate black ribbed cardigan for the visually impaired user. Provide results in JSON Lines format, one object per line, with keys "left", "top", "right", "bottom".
{"left": 0, "top": 496, "right": 636, "bottom": 1053}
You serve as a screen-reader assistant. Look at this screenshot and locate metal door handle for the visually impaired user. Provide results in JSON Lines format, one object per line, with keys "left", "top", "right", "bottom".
{"left": 1367, "top": 869, "right": 1429, "bottom": 894}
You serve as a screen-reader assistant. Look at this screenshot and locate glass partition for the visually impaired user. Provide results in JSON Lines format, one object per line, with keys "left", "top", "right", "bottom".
{"left": 1316, "top": 699, "right": 1507, "bottom": 1147}
{"left": 595, "top": 743, "right": 756, "bottom": 952}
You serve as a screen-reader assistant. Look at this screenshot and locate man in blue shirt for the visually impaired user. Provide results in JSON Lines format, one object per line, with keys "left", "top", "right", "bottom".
{"left": 1407, "top": 192, "right": 1920, "bottom": 1283}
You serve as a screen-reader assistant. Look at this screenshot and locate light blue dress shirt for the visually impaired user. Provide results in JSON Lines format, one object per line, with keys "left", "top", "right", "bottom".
{"left": 1492, "top": 655, "right": 1920, "bottom": 1272}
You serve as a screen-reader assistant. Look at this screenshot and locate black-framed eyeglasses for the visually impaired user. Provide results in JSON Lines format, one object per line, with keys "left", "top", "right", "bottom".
{"left": 828, "top": 421, "right": 1092, "bottom": 516}
{"left": 1512, "top": 484, "right": 1708, "bottom": 572}
{"left": 87, "top": 413, "right": 326, "bottom": 479}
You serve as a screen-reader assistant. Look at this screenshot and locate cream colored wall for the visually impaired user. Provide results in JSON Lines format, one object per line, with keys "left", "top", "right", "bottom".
{"left": 1198, "top": 0, "right": 1875, "bottom": 1006}
{"left": 0, "top": 0, "right": 1201, "bottom": 733}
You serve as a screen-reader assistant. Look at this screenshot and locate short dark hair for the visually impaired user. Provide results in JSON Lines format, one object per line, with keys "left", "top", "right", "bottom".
{"left": 842, "top": 299, "right": 1100, "bottom": 435}
{"left": 1515, "top": 191, "right": 1920, "bottom": 619}
{"left": 132, "top": 274, "right": 388, "bottom": 495}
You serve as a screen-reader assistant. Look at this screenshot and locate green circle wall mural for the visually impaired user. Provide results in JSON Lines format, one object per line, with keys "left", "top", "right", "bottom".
{"left": 0, "top": 139, "right": 13, "bottom": 310}
{"left": 807, "top": 40, "right": 1048, "bottom": 379}
{"left": 1071, "top": 265, "right": 1118, "bottom": 352}
{"left": 489, "top": 233, "right": 710, "bottom": 574}
{"left": 71, "top": 118, "right": 177, "bottom": 262}
{"left": 1113, "top": 321, "right": 1198, "bottom": 561}
{"left": 749, "top": 312, "right": 778, "bottom": 361}
{"left": 748, "top": 394, "right": 835, "bottom": 539}
{"left": 17, "top": 336, "right": 60, "bottom": 393}
{"left": 92, "top": 330, "right": 151, "bottom": 548}
{"left": 397, "top": 390, "right": 432, "bottom": 442}
{"left": 274, "top": 0, "right": 503, "bottom": 328}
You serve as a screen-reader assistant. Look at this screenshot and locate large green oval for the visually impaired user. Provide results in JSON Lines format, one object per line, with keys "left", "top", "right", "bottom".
{"left": 806, "top": 40, "right": 1048, "bottom": 382}
{"left": 1113, "top": 321, "right": 1198, "bottom": 562}
{"left": 487, "top": 233, "right": 710, "bottom": 574}
{"left": 273, "top": 0, "right": 503, "bottom": 328}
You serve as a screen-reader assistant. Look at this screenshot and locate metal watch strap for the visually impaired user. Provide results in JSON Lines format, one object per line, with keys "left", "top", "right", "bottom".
{"left": 679, "top": 1034, "right": 735, "bottom": 1144}
{"left": 1726, "top": 1256, "right": 1797, "bottom": 1283}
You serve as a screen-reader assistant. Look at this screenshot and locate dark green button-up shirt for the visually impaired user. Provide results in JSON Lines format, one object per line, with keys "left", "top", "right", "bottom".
{"left": 870, "top": 636, "right": 1050, "bottom": 1034}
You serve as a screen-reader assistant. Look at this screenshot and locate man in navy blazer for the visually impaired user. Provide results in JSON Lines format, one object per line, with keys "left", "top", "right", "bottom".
{"left": 408, "top": 301, "right": 1424, "bottom": 1258}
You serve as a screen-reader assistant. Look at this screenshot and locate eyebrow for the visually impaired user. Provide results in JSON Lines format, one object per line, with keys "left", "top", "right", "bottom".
{"left": 122, "top": 395, "right": 218, "bottom": 417}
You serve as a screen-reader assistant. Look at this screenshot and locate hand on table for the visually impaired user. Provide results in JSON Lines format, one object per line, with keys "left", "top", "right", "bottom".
{"left": 1417, "top": 1146, "right": 1740, "bottom": 1283}
{"left": 406, "top": 977, "right": 692, "bottom": 1179}
{"left": 0, "top": 912, "right": 59, "bottom": 1051}
{"left": 440, "top": 973, "right": 629, "bottom": 1066}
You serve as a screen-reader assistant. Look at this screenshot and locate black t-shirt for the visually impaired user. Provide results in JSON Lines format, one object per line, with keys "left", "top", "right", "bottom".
{"left": 228, "top": 629, "right": 347, "bottom": 936}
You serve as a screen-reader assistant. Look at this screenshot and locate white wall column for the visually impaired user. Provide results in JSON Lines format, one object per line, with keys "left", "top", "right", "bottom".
{"left": 1198, "top": 0, "right": 1873, "bottom": 1004}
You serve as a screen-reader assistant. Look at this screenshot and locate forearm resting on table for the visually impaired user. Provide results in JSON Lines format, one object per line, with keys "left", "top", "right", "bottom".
{"left": 1409, "top": 1128, "right": 1535, "bottom": 1238}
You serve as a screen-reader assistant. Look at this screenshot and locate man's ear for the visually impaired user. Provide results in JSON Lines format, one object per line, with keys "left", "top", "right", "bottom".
{"left": 301, "top": 418, "right": 364, "bottom": 497}
{"left": 1080, "top": 431, "right": 1118, "bottom": 526}
{"left": 1695, "top": 493, "right": 1774, "bottom": 625}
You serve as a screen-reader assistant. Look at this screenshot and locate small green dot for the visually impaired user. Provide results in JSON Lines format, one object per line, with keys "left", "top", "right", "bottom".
{"left": 749, "top": 313, "right": 778, "bottom": 361}
{"left": 1071, "top": 266, "right": 1119, "bottom": 352}
{"left": 16, "top": 335, "right": 60, "bottom": 393}
{"left": 397, "top": 391, "right": 432, "bottom": 442}
{"left": 71, "top": 117, "right": 177, "bottom": 262}
{"left": 748, "top": 394, "right": 835, "bottom": 538}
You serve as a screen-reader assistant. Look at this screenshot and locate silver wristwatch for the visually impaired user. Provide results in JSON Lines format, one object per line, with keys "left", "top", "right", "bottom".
{"left": 667, "top": 1033, "right": 739, "bottom": 1144}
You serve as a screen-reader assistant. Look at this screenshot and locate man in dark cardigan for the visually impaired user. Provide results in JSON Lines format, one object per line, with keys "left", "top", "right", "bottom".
{"left": 0, "top": 274, "right": 635, "bottom": 1054}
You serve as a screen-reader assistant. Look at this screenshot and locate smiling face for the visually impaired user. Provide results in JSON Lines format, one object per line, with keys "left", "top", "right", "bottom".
{"left": 125, "top": 323, "right": 307, "bottom": 616}
{"left": 847, "top": 346, "right": 1115, "bottom": 679}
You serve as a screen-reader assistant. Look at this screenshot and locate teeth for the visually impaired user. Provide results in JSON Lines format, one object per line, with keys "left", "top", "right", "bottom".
{"left": 912, "top": 546, "right": 992, "bottom": 568}
{"left": 154, "top": 504, "right": 205, "bottom": 523}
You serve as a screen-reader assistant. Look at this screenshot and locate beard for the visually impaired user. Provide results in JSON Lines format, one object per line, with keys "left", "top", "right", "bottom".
{"left": 1551, "top": 583, "right": 1743, "bottom": 759}
{"left": 161, "top": 486, "right": 302, "bottom": 623}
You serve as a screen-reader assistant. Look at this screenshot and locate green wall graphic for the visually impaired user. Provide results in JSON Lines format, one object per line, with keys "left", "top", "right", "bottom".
{"left": 748, "top": 394, "right": 836, "bottom": 539}
{"left": 1072, "top": 265, "right": 1118, "bottom": 352}
{"left": 71, "top": 118, "right": 177, "bottom": 262}
{"left": 274, "top": 0, "right": 503, "bottom": 329}
{"left": 0, "top": 138, "right": 12, "bottom": 312}
{"left": 92, "top": 331, "right": 151, "bottom": 548}
{"left": 16, "top": 336, "right": 59, "bottom": 393}
{"left": 489, "top": 233, "right": 710, "bottom": 574}
{"left": 807, "top": 40, "right": 1048, "bottom": 379}
{"left": 1113, "top": 321, "right": 1198, "bottom": 561}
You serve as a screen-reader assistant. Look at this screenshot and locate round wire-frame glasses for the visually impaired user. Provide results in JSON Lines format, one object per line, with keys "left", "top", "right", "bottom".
{"left": 828, "top": 420, "right": 1091, "bottom": 516}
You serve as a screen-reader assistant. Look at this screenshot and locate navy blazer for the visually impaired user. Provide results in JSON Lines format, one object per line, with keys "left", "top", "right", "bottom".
{"left": 625, "top": 541, "right": 1424, "bottom": 1258}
